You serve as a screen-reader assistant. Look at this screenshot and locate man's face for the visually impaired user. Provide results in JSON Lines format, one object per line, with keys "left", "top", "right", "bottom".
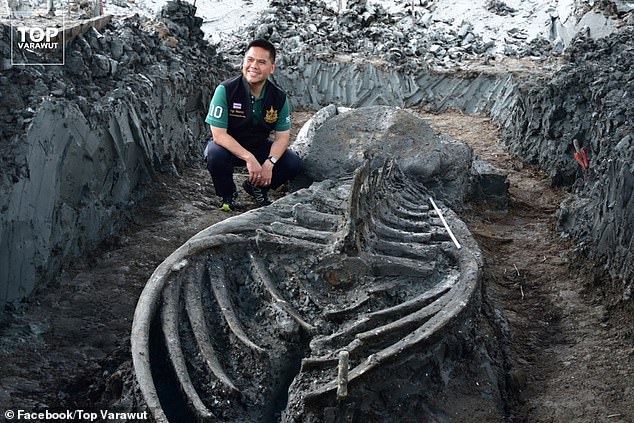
{"left": 242, "top": 46, "right": 275, "bottom": 86}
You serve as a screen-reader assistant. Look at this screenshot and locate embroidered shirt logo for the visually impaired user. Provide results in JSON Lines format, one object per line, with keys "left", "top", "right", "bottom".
{"left": 264, "top": 106, "right": 278, "bottom": 124}
{"left": 233, "top": 103, "right": 242, "bottom": 109}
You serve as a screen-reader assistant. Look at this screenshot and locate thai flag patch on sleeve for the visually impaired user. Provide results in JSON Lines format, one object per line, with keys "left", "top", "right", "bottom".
{"left": 233, "top": 103, "right": 242, "bottom": 109}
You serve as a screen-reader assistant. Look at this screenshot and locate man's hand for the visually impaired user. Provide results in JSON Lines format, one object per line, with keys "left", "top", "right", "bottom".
{"left": 259, "top": 160, "right": 274, "bottom": 186}
{"left": 246, "top": 157, "right": 273, "bottom": 187}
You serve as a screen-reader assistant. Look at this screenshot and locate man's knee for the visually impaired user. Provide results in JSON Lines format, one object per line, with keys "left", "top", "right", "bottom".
{"left": 206, "top": 143, "right": 233, "bottom": 174}
{"left": 284, "top": 150, "right": 303, "bottom": 178}
{"left": 206, "top": 155, "right": 215, "bottom": 174}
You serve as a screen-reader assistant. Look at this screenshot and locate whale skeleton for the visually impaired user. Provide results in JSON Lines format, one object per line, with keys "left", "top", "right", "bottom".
{"left": 131, "top": 159, "right": 481, "bottom": 422}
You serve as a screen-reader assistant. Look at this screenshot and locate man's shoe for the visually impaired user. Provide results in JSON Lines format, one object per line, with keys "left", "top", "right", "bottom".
{"left": 242, "top": 180, "right": 272, "bottom": 207}
{"left": 219, "top": 192, "right": 238, "bottom": 212}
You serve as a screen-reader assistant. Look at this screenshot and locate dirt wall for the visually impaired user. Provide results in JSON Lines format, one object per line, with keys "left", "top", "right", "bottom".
{"left": 0, "top": 1, "right": 227, "bottom": 304}
{"left": 501, "top": 28, "right": 634, "bottom": 296}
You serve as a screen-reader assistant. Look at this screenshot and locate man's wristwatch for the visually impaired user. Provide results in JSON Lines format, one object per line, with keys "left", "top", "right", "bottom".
{"left": 267, "top": 155, "right": 277, "bottom": 165}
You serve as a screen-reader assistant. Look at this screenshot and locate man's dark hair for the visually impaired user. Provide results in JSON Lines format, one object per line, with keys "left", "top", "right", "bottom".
{"left": 246, "top": 39, "right": 276, "bottom": 63}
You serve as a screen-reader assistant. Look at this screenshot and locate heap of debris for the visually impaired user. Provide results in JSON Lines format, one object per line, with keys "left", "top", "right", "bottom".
{"left": 216, "top": 0, "right": 632, "bottom": 72}
{"left": 220, "top": 0, "right": 492, "bottom": 72}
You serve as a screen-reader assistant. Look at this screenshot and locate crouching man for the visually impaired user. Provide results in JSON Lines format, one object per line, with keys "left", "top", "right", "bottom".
{"left": 204, "top": 38, "right": 302, "bottom": 211}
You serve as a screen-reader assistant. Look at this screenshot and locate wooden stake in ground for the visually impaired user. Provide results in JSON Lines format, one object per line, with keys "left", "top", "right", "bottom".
{"left": 337, "top": 350, "right": 350, "bottom": 400}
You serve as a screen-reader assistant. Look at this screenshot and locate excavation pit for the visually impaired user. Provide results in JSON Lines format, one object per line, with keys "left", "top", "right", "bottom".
{"left": 1, "top": 1, "right": 632, "bottom": 421}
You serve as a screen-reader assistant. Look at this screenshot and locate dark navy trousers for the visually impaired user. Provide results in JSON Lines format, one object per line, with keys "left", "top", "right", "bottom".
{"left": 205, "top": 139, "right": 302, "bottom": 198}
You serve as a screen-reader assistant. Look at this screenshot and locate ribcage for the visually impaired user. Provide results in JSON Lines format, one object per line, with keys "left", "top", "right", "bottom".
{"left": 131, "top": 160, "right": 481, "bottom": 422}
